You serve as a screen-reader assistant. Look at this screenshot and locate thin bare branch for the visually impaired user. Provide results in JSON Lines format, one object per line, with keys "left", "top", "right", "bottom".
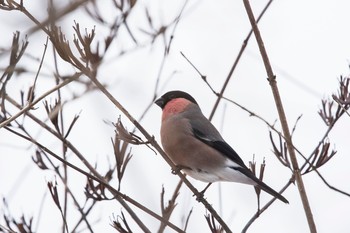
{"left": 0, "top": 73, "right": 81, "bottom": 128}
{"left": 242, "top": 177, "right": 294, "bottom": 233}
{"left": 209, "top": 0, "right": 274, "bottom": 120}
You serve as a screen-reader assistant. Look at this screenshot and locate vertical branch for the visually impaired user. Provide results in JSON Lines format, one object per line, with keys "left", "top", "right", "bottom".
{"left": 242, "top": 0, "right": 317, "bottom": 232}
{"left": 52, "top": 35, "right": 69, "bottom": 233}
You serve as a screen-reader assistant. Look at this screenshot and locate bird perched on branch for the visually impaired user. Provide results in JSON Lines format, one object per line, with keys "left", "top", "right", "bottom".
{"left": 155, "top": 90, "right": 288, "bottom": 204}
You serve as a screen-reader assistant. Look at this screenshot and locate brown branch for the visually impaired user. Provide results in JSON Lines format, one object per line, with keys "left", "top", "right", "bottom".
{"left": 242, "top": 0, "right": 316, "bottom": 232}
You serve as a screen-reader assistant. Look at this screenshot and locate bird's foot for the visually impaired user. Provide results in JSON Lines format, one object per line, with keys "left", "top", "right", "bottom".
{"left": 195, "top": 192, "right": 205, "bottom": 202}
{"left": 171, "top": 165, "right": 191, "bottom": 175}
{"left": 171, "top": 165, "right": 183, "bottom": 175}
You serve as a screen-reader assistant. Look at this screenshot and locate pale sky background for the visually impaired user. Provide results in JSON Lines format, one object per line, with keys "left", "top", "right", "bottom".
{"left": 1, "top": 0, "right": 350, "bottom": 232}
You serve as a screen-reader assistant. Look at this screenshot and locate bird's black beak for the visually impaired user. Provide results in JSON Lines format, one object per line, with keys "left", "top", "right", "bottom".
{"left": 155, "top": 97, "right": 165, "bottom": 109}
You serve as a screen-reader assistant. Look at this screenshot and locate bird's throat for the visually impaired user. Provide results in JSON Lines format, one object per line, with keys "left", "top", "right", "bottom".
{"left": 162, "top": 98, "right": 191, "bottom": 121}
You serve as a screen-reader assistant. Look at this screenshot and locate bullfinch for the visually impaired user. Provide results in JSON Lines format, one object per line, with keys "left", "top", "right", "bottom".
{"left": 155, "top": 90, "right": 288, "bottom": 204}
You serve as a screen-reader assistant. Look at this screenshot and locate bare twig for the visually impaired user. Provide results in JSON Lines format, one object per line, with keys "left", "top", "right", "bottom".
{"left": 0, "top": 31, "right": 28, "bottom": 118}
{"left": 182, "top": 208, "right": 193, "bottom": 232}
{"left": 158, "top": 180, "right": 184, "bottom": 233}
{"left": 205, "top": 213, "right": 224, "bottom": 233}
{"left": 242, "top": 177, "right": 294, "bottom": 233}
{"left": 209, "top": 0, "right": 274, "bottom": 120}
{"left": 47, "top": 180, "right": 69, "bottom": 233}
{"left": 180, "top": 51, "right": 218, "bottom": 96}
{"left": 0, "top": 73, "right": 81, "bottom": 128}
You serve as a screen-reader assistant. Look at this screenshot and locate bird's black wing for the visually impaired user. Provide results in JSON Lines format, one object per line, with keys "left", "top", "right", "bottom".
{"left": 192, "top": 128, "right": 248, "bottom": 169}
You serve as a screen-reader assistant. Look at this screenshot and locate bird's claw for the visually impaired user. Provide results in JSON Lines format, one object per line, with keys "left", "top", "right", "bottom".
{"left": 194, "top": 191, "right": 205, "bottom": 202}
{"left": 171, "top": 165, "right": 190, "bottom": 175}
{"left": 193, "top": 183, "right": 212, "bottom": 201}
{"left": 171, "top": 165, "right": 182, "bottom": 175}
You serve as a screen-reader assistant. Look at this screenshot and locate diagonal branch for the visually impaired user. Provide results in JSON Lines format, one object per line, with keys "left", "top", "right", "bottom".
{"left": 209, "top": 0, "right": 274, "bottom": 120}
{"left": 0, "top": 73, "right": 81, "bottom": 128}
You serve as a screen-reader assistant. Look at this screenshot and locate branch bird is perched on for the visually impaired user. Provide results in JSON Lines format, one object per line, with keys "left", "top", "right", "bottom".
{"left": 155, "top": 90, "right": 288, "bottom": 204}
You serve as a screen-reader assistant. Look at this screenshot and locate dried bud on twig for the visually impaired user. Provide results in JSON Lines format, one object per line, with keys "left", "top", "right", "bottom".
{"left": 49, "top": 25, "right": 80, "bottom": 66}
{"left": 110, "top": 212, "right": 133, "bottom": 233}
{"left": 112, "top": 125, "right": 132, "bottom": 191}
{"left": 249, "top": 158, "right": 260, "bottom": 199}
{"left": 1, "top": 31, "right": 28, "bottom": 119}
{"left": 48, "top": 180, "right": 61, "bottom": 210}
{"left": 249, "top": 157, "right": 267, "bottom": 210}
{"left": 302, "top": 140, "right": 336, "bottom": 175}
{"left": 47, "top": 180, "right": 69, "bottom": 232}
{"left": 158, "top": 181, "right": 183, "bottom": 232}
{"left": 49, "top": 22, "right": 102, "bottom": 73}
{"left": 319, "top": 76, "right": 350, "bottom": 126}
{"left": 73, "top": 22, "right": 101, "bottom": 68}
{"left": 114, "top": 117, "right": 156, "bottom": 151}
{"left": 1, "top": 198, "right": 34, "bottom": 233}
{"left": 318, "top": 99, "right": 335, "bottom": 126}
{"left": 32, "top": 149, "right": 49, "bottom": 170}
{"left": 44, "top": 99, "right": 61, "bottom": 133}
{"left": 269, "top": 131, "right": 291, "bottom": 168}
{"left": 0, "top": 31, "right": 28, "bottom": 84}
{"left": 140, "top": 7, "right": 173, "bottom": 45}
{"left": 204, "top": 213, "right": 224, "bottom": 233}
{"left": 85, "top": 176, "right": 112, "bottom": 201}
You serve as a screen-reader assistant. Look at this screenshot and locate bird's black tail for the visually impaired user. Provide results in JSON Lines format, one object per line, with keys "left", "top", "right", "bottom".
{"left": 236, "top": 167, "right": 289, "bottom": 204}
{"left": 254, "top": 178, "right": 289, "bottom": 204}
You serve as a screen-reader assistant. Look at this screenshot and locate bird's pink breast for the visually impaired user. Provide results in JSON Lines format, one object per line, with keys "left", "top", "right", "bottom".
{"left": 162, "top": 98, "right": 191, "bottom": 121}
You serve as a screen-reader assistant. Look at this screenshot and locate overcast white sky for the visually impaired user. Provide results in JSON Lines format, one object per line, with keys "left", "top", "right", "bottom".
{"left": 1, "top": 0, "right": 350, "bottom": 232}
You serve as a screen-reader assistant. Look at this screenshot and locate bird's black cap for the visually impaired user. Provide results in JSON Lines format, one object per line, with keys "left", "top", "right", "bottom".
{"left": 155, "top": 90, "right": 198, "bottom": 109}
